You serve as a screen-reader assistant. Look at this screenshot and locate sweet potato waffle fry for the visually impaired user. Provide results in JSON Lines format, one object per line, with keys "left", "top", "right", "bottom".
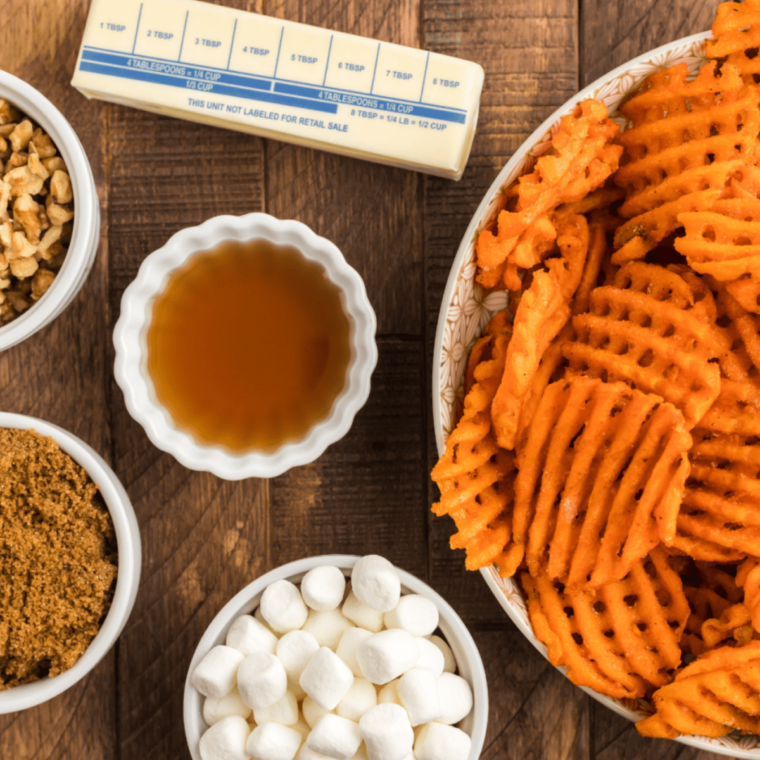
{"left": 513, "top": 377, "right": 690, "bottom": 588}
{"left": 708, "top": 0, "right": 760, "bottom": 83}
{"left": 432, "top": 315, "right": 523, "bottom": 575}
{"left": 475, "top": 100, "right": 622, "bottom": 291}
{"left": 432, "top": 1, "right": 760, "bottom": 740}
{"left": 564, "top": 262, "right": 721, "bottom": 428}
{"left": 637, "top": 641, "right": 760, "bottom": 739}
{"left": 612, "top": 61, "right": 759, "bottom": 260}
{"left": 522, "top": 547, "right": 689, "bottom": 699}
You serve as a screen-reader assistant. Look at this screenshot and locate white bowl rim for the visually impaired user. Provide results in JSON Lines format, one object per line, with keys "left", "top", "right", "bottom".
{"left": 428, "top": 28, "right": 760, "bottom": 759}
{"left": 113, "top": 213, "right": 378, "bottom": 480}
{"left": 183, "top": 554, "right": 488, "bottom": 760}
{"left": 0, "top": 412, "right": 141, "bottom": 713}
{"left": 0, "top": 70, "right": 100, "bottom": 351}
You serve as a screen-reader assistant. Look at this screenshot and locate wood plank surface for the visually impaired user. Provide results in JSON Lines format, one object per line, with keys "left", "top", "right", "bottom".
{"left": 0, "top": 0, "right": 747, "bottom": 759}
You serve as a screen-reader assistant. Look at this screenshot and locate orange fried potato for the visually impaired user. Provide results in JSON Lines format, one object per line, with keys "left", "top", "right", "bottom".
{"left": 564, "top": 262, "right": 721, "bottom": 428}
{"left": 612, "top": 61, "right": 759, "bottom": 259}
{"left": 727, "top": 277, "right": 760, "bottom": 315}
{"left": 513, "top": 377, "right": 691, "bottom": 588}
{"left": 637, "top": 641, "right": 760, "bottom": 739}
{"left": 475, "top": 99, "right": 621, "bottom": 290}
{"left": 432, "top": 315, "right": 523, "bottom": 575}
{"left": 739, "top": 558, "right": 760, "bottom": 634}
{"left": 522, "top": 547, "right": 689, "bottom": 700}
{"left": 707, "top": 0, "right": 760, "bottom": 83}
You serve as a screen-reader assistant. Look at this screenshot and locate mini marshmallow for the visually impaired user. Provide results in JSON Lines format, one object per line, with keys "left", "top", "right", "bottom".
{"left": 192, "top": 645, "right": 245, "bottom": 700}
{"left": 253, "top": 690, "right": 299, "bottom": 726}
{"left": 298, "top": 746, "right": 331, "bottom": 760}
{"left": 336, "top": 678, "right": 377, "bottom": 722}
{"left": 227, "top": 614, "right": 280, "bottom": 656}
{"left": 246, "top": 722, "right": 303, "bottom": 760}
{"left": 384, "top": 596, "right": 439, "bottom": 638}
{"left": 307, "top": 714, "right": 362, "bottom": 760}
{"left": 396, "top": 668, "right": 441, "bottom": 727}
{"left": 428, "top": 636, "right": 456, "bottom": 674}
{"left": 303, "top": 609, "right": 354, "bottom": 650}
{"left": 292, "top": 718, "right": 311, "bottom": 743}
{"left": 256, "top": 605, "right": 277, "bottom": 634}
{"left": 437, "top": 673, "right": 473, "bottom": 725}
{"left": 356, "top": 630, "right": 420, "bottom": 685}
{"left": 336, "top": 627, "right": 374, "bottom": 677}
{"left": 359, "top": 704, "right": 414, "bottom": 760}
{"left": 290, "top": 677, "right": 308, "bottom": 701}
{"left": 351, "top": 556, "right": 401, "bottom": 613}
{"left": 413, "top": 723, "right": 471, "bottom": 760}
{"left": 199, "top": 715, "right": 251, "bottom": 760}
{"left": 415, "top": 638, "right": 445, "bottom": 678}
{"left": 203, "top": 687, "right": 252, "bottom": 725}
{"left": 376, "top": 680, "right": 402, "bottom": 707}
{"left": 300, "top": 647, "right": 355, "bottom": 710}
{"left": 303, "top": 696, "right": 334, "bottom": 729}
{"left": 301, "top": 566, "right": 347, "bottom": 612}
{"left": 238, "top": 652, "right": 288, "bottom": 710}
{"left": 343, "top": 593, "right": 384, "bottom": 634}
{"left": 261, "top": 580, "right": 309, "bottom": 633}
{"left": 277, "top": 630, "right": 321, "bottom": 682}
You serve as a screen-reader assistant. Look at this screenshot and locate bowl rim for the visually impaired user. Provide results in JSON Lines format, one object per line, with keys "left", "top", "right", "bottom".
{"left": 0, "top": 412, "right": 141, "bottom": 713}
{"left": 113, "top": 213, "right": 378, "bottom": 480}
{"left": 0, "top": 70, "right": 100, "bottom": 351}
{"left": 183, "top": 554, "right": 489, "bottom": 760}
{"left": 429, "top": 28, "right": 760, "bottom": 758}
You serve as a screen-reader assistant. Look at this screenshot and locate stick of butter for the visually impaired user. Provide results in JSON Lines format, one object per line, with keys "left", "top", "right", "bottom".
{"left": 71, "top": 0, "right": 484, "bottom": 180}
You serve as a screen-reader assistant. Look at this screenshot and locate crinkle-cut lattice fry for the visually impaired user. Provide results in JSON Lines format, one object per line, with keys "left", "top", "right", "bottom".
{"left": 611, "top": 61, "right": 758, "bottom": 258}
{"left": 490, "top": 215, "right": 590, "bottom": 452}
{"left": 672, "top": 377, "right": 760, "bottom": 561}
{"left": 522, "top": 548, "right": 689, "bottom": 699}
{"left": 564, "top": 262, "right": 721, "bottom": 429}
{"left": 701, "top": 602, "right": 754, "bottom": 650}
{"left": 712, "top": 282, "right": 760, "bottom": 390}
{"left": 513, "top": 377, "right": 691, "bottom": 589}
{"left": 636, "top": 641, "right": 760, "bottom": 739}
{"left": 676, "top": 198, "right": 760, "bottom": 282}
{"left": 682, "top": 578, "right": 739, "bottom": 658}
{"left": 739, "top": 558, "right": 760, "bottom": 634}
{"left": 491, "top": 262, "right": 573, "bottom": 451}
{"left": 707, "top": 0, "right": 760, "bottom": 82}
{"left": 475, "top": 99, "right": 621, "bottom": 283}
{"left": 432, "top": 315, "right": 522, "bottom": 574}
{"left": 727, "top": 277, "right": 760, "bottom": 315}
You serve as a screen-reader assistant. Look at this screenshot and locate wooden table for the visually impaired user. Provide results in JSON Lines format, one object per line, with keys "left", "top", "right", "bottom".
{"left": 0, "top": 1, "right": 733, "bottom": 758}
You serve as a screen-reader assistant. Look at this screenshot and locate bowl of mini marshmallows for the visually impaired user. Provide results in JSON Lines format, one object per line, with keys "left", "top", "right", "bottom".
{"left": 184, "top": 555, "right": 487, "bottom": 760}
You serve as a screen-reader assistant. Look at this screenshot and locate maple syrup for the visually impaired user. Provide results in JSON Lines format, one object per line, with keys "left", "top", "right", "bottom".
{"left": 147, "top": 238, "right": 352, "bottom": 454}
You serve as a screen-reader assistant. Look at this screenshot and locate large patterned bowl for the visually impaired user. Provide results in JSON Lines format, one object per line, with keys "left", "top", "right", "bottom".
{"left": 432, "top": 31, "right": 760, "bottom": 758}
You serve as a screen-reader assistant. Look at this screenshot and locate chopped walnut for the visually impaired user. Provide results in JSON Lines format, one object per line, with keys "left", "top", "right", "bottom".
{"left": 0, "top": 101, "right": 73, "bottom": 326}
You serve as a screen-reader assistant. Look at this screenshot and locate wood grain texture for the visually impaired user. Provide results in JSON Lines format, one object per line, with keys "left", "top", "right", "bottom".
{"left": 579, "top": 0, "right": 721, "bottom": 86}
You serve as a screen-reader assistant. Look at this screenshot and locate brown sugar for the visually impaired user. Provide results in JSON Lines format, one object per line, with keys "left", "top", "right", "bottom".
{"left": 0, "top": 429, "right": 118, "bottom": 689}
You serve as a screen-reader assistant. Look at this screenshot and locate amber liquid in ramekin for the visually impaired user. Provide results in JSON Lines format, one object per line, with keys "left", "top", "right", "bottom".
{"left": 147, "top": 239, "right": 351, "bottom": 453}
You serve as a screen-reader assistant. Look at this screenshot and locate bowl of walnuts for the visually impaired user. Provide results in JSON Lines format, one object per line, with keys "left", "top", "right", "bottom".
{"left": 0, "top": 70, "right": 100, "bottom": 351}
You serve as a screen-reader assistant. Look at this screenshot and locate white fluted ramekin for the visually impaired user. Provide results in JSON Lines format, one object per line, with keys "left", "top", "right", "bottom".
{"left": 113, "top": 213, "right": 378, "bottom": 480}
{"left": 183, "top": 555, "right": 488, "bottom": 760}
{"left": 0, "top": 71, "right": 100, "bottom": 351}
{"left": 0, "top": 412, "right": 141, "bottom": 713}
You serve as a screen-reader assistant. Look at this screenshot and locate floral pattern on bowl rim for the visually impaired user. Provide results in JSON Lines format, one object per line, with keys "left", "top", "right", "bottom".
{"left": 432, "top": 31, "right": 760, "bottom": 757}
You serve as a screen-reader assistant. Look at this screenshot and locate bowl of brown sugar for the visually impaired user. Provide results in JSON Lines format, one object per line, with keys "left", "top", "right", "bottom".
{"left": 0, "top": 413, "right": 141, "bottom": 713}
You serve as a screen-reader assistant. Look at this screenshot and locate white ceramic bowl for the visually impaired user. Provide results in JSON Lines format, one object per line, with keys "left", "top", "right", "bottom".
{"left": 183, "top": 555, "right": 488, "bottom": 760}
{"left": 0, "top": 412, "right": 141, "bottom": 714}
{"left": 113, "top": 213, "right": 378, "bottom": 480}
{"left": 0, "top": 71, "right": 100, "bottom": 351}
{"left": 433, "top": 31, "right": 760, "bottom": 759}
